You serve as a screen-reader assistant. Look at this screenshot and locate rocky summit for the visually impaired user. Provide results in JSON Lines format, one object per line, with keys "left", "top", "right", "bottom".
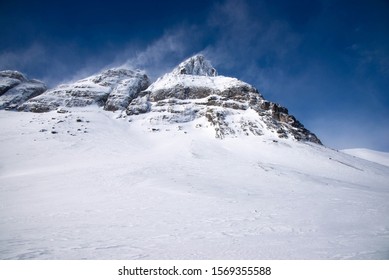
{"left": 2, "top": 55, "right": 321, "bottom": 144}
{"left": 127, "top": 55, "right": 322, "bottom": 144}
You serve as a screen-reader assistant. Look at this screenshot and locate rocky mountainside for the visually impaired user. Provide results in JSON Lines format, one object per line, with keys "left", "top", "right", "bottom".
{"left": 127, "top": 55, "right": 321, "bottom": 144}
{"left": 0, "top": 70, "right": 47, "bottom": 110}
{"left": 18, "top": 68, "right": 150, "bottom": 113}
{"left": 2, "top": 55, "right": 321, "bottom": 144}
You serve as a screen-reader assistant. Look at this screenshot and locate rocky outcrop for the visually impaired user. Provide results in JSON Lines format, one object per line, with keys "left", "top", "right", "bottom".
{"left": 171, "top": 54, "right": 217, "bottom": 76}
{"left": 103, "top": 70, "right": 150, "bottom": 111}
{"left": 18, "top": 68, "right": 150, "bottom": 113}
{"left": 126, "top": 55, "right": 322, "bottom": 144}
{"left": 0, "top": 71, "right": 47, "bottom": 110}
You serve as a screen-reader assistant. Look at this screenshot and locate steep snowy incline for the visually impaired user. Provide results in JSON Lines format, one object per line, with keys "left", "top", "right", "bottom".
{"left": 0, "top": 107, "right": 388, "bottom": 259}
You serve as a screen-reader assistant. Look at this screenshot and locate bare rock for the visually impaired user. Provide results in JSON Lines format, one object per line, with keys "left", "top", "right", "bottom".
{"left": 19, "top": 68, "right": 150, "bottom": 113}
{"left": 0, "top": 71, "right": 46, "bottom": 110}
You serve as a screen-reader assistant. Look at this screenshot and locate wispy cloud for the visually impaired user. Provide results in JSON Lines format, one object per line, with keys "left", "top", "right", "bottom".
{"left": 120, "top": 25, "right": 205, "bottom": 80}
{"left": 0, "top": 43, "right": 45, "bottom": 71}
{"left": 0, "top": 42, "right": 115, "bottom": 86}
{"left": 197, "top": 0, "right": 304, "bottom": 107}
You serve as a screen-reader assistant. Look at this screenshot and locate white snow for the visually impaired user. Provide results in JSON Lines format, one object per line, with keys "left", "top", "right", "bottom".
{"left": 342, "top": 148, "right": 389, "bottom": 167}
{"left": 147, "top": 73, "right": 253, "bottom": 92}
{"left": 0, "top": 107, "right": 388, "bottom": 260}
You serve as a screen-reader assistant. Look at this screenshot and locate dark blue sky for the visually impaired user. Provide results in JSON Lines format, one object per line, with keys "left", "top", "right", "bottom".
{"left": 1, "top": 0, "right": 388, "bottom": 151}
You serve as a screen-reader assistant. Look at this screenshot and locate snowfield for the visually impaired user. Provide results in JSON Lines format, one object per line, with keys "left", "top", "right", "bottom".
{"left": 342, "top": 148, "right": 389, "bottom": 168}
{"left": 0, "top": 107, "right": 388, "bottom": 259}
{"left": 148, "top": 73, "right": 252, "bottom": 93}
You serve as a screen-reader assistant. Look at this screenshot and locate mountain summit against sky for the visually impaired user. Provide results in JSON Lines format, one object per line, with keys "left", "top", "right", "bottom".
{"left": 128, "top": 55, "right": 321, "bottom": 143}
{"left": 1, "top": 55, "right": 320, "bottom": 144}
{"left": 171, "top": 54, "right": 217, "bottom": 76}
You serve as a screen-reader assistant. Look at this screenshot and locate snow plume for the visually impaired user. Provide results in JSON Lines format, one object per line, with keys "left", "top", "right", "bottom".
{"left": 0, "top": 43, "right": 45, "bottom": 71}
{"left": 0, "top": 42, "right": 116, "bottom": 87}
{"left": 121, "top": 26, "right": 204, "bottom": 81}
{"left": 0, "top": 43, "right": 50, "bottom": 82}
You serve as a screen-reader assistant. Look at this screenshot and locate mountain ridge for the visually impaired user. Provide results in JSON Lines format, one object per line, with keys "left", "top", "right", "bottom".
{"left": 1, "top": 55, "right": 321, "bottom": 144}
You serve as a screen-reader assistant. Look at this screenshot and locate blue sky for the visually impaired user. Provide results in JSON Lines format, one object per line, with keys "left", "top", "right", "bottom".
{"left": 1, "top": 0, "right": 388, "bottom": 151}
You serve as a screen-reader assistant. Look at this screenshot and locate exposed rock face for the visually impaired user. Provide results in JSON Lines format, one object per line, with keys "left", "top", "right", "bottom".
{"left": 104, "top": 70, "right": 150, "bottom": 111}
{"left": 127, "top": 55, "right": 322, "bottom": 144}
{"left": 171, "top": 54, "right": 217, "bottom": 76}
{"left": 0, "top": 71, "right": 47, "bottom": 110}
{"left": 19, "top": 68, "right": 150, "bottom": 113}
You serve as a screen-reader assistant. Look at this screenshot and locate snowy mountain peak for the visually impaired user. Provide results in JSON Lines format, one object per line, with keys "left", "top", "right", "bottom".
{"left": 128, "top": 64, "right": 321, "bottom": 143}
{"left": 171, "top": 54, "right": 217, "bottom": 76}
{"left": 2, "top": 57, "right": 321, "bottom": 144}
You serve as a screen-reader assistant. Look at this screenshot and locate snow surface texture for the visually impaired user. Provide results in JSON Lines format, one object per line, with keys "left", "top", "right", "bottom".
{"left": 0, "top": 71, "right": 47, "bottom": 110}
{"left": 0, "top": 107, "right": 388, "bottom": 260}
{"left": 18, "top": 68, "right": 149, "bottom": 112}
{"left": 343, "top": 149, "right": 389, "bottom": 168}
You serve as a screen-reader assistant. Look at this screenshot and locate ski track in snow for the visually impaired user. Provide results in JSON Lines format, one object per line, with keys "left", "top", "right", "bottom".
{"left": 0, "top": 107, "right": 389, "bottom": 259}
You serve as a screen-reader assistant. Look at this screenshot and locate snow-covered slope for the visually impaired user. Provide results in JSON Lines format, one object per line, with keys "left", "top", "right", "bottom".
{"left": 342, "top": 148, "right": 389, "bottom": 167}
{"left": 19, "top": 68, "right": 150, "bottom": 112}
{"left": 0, "top": 106, "right": 388, "bottom": 260}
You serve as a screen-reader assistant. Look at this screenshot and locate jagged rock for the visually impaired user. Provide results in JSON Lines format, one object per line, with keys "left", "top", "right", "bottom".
{"left": 126, "top": 96, "right": 151, "bottom": 115}
{"left": 0, "top": 71, "right": 47, "bottom": 110}
{"left": 19, "top": 68, "right": 150, "bottom": 113}
{"left": 104, "top": 70, "right": 150, "bottom": 111}
{"left": 171, "top": 54, "right": 217, "bottom": 76}
{"left": 205, "top": 108, "right": 235, "bottom": 138}
{"left": 127, "top": 55, "right": 322, "bottom": 144}
{"left": 0, "top": 71, "right": 26, "bottom": 96}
